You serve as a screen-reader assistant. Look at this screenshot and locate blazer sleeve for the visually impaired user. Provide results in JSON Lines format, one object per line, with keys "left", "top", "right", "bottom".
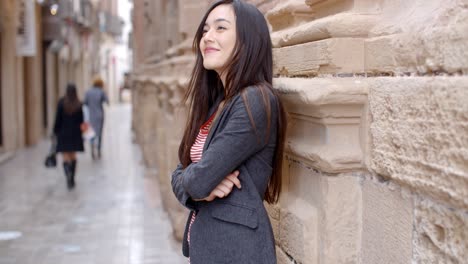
{"left": 171, "top": 163, "right": 198, "bottom": 210}
{"left": 175, "top": 87, "right": 276, "bottom": 201}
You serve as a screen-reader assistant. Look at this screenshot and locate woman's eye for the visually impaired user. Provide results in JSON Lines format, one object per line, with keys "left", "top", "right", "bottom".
{"left": 217, "top": 26, "right": 226, "bottom": 30}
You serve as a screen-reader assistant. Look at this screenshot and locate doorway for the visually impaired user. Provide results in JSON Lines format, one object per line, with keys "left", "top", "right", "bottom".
{"left": 0, "top": 33, "right": 3, "bottom": 147}
{"left": 42, "top": 41, "right": 50, "bottom": 130}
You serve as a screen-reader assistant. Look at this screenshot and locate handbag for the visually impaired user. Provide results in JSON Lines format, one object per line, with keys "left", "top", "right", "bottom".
{"left": 82, "top": 123, "right": 96, "bottom": 140}
{"left": 44, "top": 135, "right": 57, "bottom": 168}
{"left": 44, "top": 153, "right": 57, "bottom": 168}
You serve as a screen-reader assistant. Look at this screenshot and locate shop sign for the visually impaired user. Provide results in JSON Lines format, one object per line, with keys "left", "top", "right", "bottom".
{"left": 16, "top": 0, "right": 37, "bottom": 56}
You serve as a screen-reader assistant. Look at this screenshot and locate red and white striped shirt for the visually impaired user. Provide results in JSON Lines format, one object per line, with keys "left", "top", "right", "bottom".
{"left": 188, "top": 112, "right": 216, "bottom": 262}
{"left": 190, "top": 113, "right": 215, "bottom": 162}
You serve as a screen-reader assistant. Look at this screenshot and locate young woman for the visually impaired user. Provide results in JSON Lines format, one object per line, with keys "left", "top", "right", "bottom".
{"left": 171, "top": 0, "right": 287, "bottom": 263}
{"left": 54, "top": 83, "right": 85, "bottom": 189}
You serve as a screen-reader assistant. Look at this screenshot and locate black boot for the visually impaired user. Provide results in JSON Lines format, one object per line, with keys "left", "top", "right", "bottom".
{"left": 63, "top": 162, "right": 73, "bottom": 189}
{"left": 70, "top": 160, "right": 77, "bottom": 188}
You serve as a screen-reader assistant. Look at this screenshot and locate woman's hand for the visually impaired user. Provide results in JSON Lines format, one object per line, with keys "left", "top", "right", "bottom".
{"left": 197, "top": 171, "right": 241, "bottom": 202}
{"left": 80, "top": 122, "right": 89, "bottom": 132}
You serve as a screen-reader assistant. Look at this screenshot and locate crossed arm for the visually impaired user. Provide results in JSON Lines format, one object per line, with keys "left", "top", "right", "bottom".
{"left": 171, "top": 89, "right": 274, "bottom": 208}
{"left": 194, "top": 170, "right": 241, "bottom": 202}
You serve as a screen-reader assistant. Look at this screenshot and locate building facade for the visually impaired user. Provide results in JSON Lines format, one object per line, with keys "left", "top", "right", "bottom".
{"left": 98, "top": 0, "right": 125, "bottom": 104}
{"left": 0, "top": 0, "right": 121, "bottom": 159}
{"left": 130, "top": 0, "right": 468, "bottom": 263}
{"left": 1, "top": 0, "right": 45, "bottom": 155}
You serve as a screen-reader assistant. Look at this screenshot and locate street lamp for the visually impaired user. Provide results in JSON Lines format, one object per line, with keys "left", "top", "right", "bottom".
{"left": 50, "top": 3, "right": 59, "bottom": 16}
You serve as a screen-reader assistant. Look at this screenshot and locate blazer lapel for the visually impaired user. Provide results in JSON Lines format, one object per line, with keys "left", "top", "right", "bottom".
{"left": 203, "top": 98, "right": 232, "bottom": 153}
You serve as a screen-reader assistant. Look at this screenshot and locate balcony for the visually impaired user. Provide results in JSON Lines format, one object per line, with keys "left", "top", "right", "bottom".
{"left": 42, "top": 0, "right": 97, "bottom": 41}
{"left": 99, "top": 11, "right": 124, "bottom": 37}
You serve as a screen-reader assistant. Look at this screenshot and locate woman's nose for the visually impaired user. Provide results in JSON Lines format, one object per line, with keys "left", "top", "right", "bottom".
{"left": 203, "top": 29, "right": 214, "bottom": 42}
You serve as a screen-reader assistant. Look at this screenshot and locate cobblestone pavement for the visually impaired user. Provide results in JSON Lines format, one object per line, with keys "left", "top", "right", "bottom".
{"left": 0, "top": 104, "right": 186, "bottom": 264}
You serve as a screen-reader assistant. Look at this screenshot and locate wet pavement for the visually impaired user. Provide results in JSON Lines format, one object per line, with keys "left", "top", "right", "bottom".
{"left": 0, "top": 104, "right": 186, "bottom": 264}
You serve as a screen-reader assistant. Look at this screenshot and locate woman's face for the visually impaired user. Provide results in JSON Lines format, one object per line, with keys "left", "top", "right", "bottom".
{"left": 200, "top": 4, "right": 237, "bottom": 74}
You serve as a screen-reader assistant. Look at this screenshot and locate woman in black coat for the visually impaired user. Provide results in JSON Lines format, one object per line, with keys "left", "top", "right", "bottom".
{"left": 53, "top": 83, "right": 84, "bottom": 189}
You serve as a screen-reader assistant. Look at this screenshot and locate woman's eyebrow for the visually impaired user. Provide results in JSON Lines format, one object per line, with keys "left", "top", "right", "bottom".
{"left": 205, "top": 18, "right": 231, "bottom": 26}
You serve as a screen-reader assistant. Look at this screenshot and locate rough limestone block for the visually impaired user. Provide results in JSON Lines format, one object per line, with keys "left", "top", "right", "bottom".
{"left": 414, "top": 198, "right": 468, "bottom": 263}
{"left": 274, "top": 38, "right": 365, "bottom": 76}
{"left": 140, "top": 55, "right": 194, "bottom": 77}
{"left": 266, "top": 0, "right": 314, "bottom": 32}
{"left": 253, "top": 0, "right": 284, "bottom": 14}
{"left": 271, "top": 13, "right": 378, "bottom": 48}
{"left": 278, "top": 161, "right": 320, "bottom": 263}
{"left": 369, "top": 77, "right": 468, "bottom": 209}
{"left": 164, "top": 139, "right": 189, "bottom": 242}
{"left": 366, "top": 0, "right": 468, "bottom": 74}
{"left": 275, "top": 77, "right": 367, "bottom": 173}
{"left": 361, "top": 175, "right": 413, "bottom": 264}
{"left": 139, "top": 84, "right": 159, "bottom": 168}
{"left": 158, "top": 137, "right": 188, "bottom": 241}
{"left": 178, "top": 0, "right": 210, "bottom": 38}
{"left": 365, "top": 35, "right": 398, "bottom": 73}
{"left": 279, "top": 203, "right": 318, "bottom": 264}
{"left": 276, "top": 245, "right": 294, "bottom": 264}
{"left": 170, "top": 209, "right": 188, "bottom": 242}
{"left": 320, "top": 174, "right": 362, "bottom": 264}
{"left": 286, "top": 159, "right": 322, "bottom": 204}
{"left": 265, "top": 202, "right": 281, "bottom": 244}
{"left": 133, "top": 76, "right": 190, "bottom": 242}
{"left": 366, "top": 25, "right": 468, "bottom": 74}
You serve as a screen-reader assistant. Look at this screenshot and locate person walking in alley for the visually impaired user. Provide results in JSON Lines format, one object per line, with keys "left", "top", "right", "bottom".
{"left": 84, "top": 77, "right": 109, "bottom": 160}
{"left": 53, "top": 83, "right": 84, "bottom": 189}
{"left": 171, "top": 0, "right": 287, "bottom": 263}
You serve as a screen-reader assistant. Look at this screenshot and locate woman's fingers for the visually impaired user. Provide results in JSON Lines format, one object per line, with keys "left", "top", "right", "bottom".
{"left": 220, "top": 179, "right": 234, "bottom": 190}
{"left": 212, "top": 188, "right": 227, "bottom": 198}
{"left": 227, "top": 176, "right": 241, "bottom": 189}
{"left": 205, "top": 193, "right": 216, "bottom": 202}
{"left": 216, "top": 183, "right": 232, "bottom": 195}
{"left": 226, "top": 171, "right": 241, "bottom": 189}
{"left": 203, "top": 170, "right": 242, "bottom": 201}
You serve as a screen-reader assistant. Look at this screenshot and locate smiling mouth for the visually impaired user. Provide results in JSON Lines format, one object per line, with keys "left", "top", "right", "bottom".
{"left": 204, "top": 48, "right": 219, "bottom": 54}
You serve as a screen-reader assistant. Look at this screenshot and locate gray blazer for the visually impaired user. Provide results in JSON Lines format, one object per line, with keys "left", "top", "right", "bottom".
{"left": 171, "top": 86, "right": 279, "bottom": 264}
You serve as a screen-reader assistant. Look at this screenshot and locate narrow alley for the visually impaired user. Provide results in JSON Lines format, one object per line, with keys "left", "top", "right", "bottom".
{"left": 0, "top": 104, "right": 186, "bottom": 264}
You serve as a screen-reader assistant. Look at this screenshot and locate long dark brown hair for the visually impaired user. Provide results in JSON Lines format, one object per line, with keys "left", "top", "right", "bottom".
{"left": 63, "top": 83, "right": 81, "bottom": 114}
{"left": 178, "top": 0, "right": 287, "bottom": 204}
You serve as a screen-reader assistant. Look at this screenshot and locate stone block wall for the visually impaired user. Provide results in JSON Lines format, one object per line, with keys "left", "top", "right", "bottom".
{"left": 131, "top": 0, "right": 468, "bottom": 262}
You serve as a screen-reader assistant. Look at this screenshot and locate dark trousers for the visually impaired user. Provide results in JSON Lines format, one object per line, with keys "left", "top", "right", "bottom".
{"left": 90, "top": 133, "right": 102, "bottom": 152}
